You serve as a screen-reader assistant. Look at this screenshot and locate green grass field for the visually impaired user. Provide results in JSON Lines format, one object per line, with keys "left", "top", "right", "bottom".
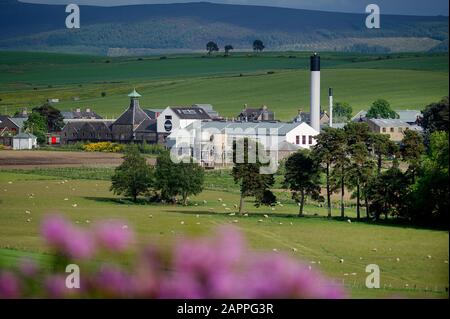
{"left": 0, "top": 51, "right": 448, "bottom": 120}
{"left": 0, "top": 169, "right": 448, "bottom": 298}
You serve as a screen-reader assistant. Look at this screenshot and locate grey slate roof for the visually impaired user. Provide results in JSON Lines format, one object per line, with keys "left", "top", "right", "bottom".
{"left": 192, "top": 104, "right": 220, "bottom": 119}
{"left": 0, "top": 115, "right": 21, "bottom": 129}
{"left": 368, "top": 118, "right": 410, "bottom": 128}
{"left": 61, "top": 110, "right": 103, "bottom": 120}
{"left": 136, "top": 119, "right": 157, "bottom": 132}
{"left": 184, "top": 121, "right": 304, "bottom": 136}
{"left": 115, "top": 98, "right": 150, "bottom": 126}
{"left": 14, "top": 132, "right": 36, "bottom": 139}
{"left": 238, "top": 106, "right": 274, "bottom": 121}
{"left": 9, "top": 117, "right": 27, "bottom": 129}
{"left": 170, "top": 107, "right": 212, "bottom": 120}
{"left": 397, "top": 110, "right": 422, "bottom": 123}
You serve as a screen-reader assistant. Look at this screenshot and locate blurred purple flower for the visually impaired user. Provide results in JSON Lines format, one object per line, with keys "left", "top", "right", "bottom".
{"left": 33, "top": 216, "right": 345, "bottom": 299}
{"left": 94, "top": 220, "right": 134, "bottom": 252}
{"left": 0, "top": 271, "right": 21, "bottom": 299}
{"left": 44, "top": 275, "right": 70, "bottom": 299}
{"left": 18, "top": 258, "right": 39, "bottom": 277}
{"left": 41, "top": 215, "right": 95, "bottom": 259}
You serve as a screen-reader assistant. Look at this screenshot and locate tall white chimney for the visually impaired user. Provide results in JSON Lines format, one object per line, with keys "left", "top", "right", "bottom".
{"left": 310, "top": 53, "right": 321, "bottom": 132}
{"left": 329, "top": 87, "right": 333, "bottom": 128}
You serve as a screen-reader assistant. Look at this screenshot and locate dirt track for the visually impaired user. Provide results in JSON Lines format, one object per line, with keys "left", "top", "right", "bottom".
{"left": 0, "top": 150, "right": 155, "bottom": 169}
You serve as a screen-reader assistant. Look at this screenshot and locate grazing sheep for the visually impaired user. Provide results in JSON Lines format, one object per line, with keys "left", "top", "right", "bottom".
{"left": 64, "top": 198, "right": 69, "bottom": 201}
{"left": 196, "top": 214, "right": 200, "bottom": 218}
{"left": 427, "top": 255, "right": 432, "bottom": 259}
{"left": 229, "top": 213, "right": 236, "bottom": 216}
{"left": 180, "top": 221, "right": 185, "bottom": 225}
{"left": 347, "top": 219, "right": 352, "bottom": 224}
{"left": 222, "top": 204, "right": 227, "bottom": 207}
{"left": 258, "top": 219, "right": 264, "bottom": 223}
{"left": 244, "top": 214, "right": 249, "bottom": 217}
{"left": 85, "top": 220, "right": 90, "bottom": 224}
{"left": 396, "top": 258, "right": 400, "bottom": 262}
{"left": 339, "top": 259, "right": 344, "bottom": 263}
{"left": 272, "top": 249, "right": 278, "bottom": 252}
{"left": 292, "top": 248, "right": 298, "bottom": 252}
{"left": 225, "top": 208, "right": 231, "bottom": 211}
{"left": 8, "top": 181, "right": 12, "bottom": 184}
{"left": 149, "top": 215, "right": 153, "bottom": 218}
{"left": 218, "top": 198, "right": 223, "bottom": 202}
{"left": 122, "top": 225, "right": 129, "bottom": 230}
{"left": 203, "top": 200, "right": 207, "bottom": 204}
{"left": 264, "top": 214, "right": 269, "bottom": 218}
{"left": 372, "top": 248, "right": 378, "bottom": 252}
{"left": 26, "top": 218, "right": 31, "bottom": 223}
{"left": 72, "top": 204, "right": 78, "bottom": 208}
{"left": 233, "top": 220, "right": 239, "bottom": 223}
{"left": 25, "top": 210, "right": 31, "bottom": 215}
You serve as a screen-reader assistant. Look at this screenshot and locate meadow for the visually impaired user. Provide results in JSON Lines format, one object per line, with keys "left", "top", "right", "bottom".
{"left": 0, "top": 169, "right": 448, "bottom": 298}
{"left": 0, "top": 51, "right": 448, "bottom": 120}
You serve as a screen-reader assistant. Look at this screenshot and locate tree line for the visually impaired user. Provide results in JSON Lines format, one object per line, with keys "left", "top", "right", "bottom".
{"left": 206, "top": 40, "right": 265, "bottom": 56}
{"left": 111, "top": 97, "right": 448, "bottom": 228}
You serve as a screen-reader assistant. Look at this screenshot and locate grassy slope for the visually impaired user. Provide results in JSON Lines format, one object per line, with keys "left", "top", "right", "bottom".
{"left": 0, "top": 171, "right": 448, "bottom": 298}
{"left": 0, "top": 52, "right": 448, "bottom": 120}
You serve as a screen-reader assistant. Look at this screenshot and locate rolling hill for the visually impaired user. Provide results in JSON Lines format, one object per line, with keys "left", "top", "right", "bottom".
{"left": 0, "top": 0, "right": 448, "bottom": 55}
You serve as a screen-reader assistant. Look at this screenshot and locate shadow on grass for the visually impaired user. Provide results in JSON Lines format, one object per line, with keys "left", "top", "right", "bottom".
{"left": 83, "top": 197, "right": 448, "bottom": 231}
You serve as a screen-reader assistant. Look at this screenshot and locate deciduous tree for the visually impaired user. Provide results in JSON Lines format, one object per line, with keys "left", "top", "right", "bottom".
{"left": 284, "top": 150, "right": 322, "bottom": 216}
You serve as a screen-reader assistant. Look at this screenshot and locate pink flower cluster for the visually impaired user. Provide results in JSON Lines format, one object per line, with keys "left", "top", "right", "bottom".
{"left": 0, "top": 215, "right": 344, "bottom": 299}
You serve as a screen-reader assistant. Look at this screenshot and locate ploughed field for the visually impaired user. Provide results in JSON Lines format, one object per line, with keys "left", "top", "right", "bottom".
{"left": 0, "top": 150, "right": 155, "bottom": 169}
{"left": 0, "top": 169, "right": 448, "bottom": 299}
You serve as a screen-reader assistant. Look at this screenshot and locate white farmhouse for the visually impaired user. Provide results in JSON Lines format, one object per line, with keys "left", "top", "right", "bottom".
{"left": 13, "top": 132, "right": 37, "bottom": 150}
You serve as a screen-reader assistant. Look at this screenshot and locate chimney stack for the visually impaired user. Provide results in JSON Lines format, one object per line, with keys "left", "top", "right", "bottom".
{"left": 310, "top": 53, "right": 321, "bottom": 132}
{"left": 329, "top": 88, "right": 333, "bottom": 128}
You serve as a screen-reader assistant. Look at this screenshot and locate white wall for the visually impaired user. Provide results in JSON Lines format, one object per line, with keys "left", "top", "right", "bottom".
{"left": 157, "top": 108, "right": 202, "bottom": 134}
{"left": 13, "top": 138, "right": 37, "bottom": 150}
{"left": 285, "top": 122, "right": 319, "bottom": 150}
{"left": 157, "top": 107, "right": 179, "bottom": 134}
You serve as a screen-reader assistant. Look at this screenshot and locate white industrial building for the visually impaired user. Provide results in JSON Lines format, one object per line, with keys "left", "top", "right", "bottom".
{"left": 157, "top": 106, "right": 212, "bottom": 135}
{"left": 167, "top": 121, "right": 319, "bottom": 168}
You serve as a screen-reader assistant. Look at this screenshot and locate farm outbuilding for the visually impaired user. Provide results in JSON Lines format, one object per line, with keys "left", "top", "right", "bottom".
{"left": 13, "top": 132, "right": 37, "bottom": 150}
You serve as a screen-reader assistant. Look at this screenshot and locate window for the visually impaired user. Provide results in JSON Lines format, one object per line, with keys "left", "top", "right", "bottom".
{"left": 165, "top": 115, "right": 172, "bottom": 120}
{"left": 302, "top": 135, "right": 306, "bottom": 145}
{"left": 382, "top": 128, "right": 386, "bottom": 133}
{"left": 390, "top": 127, "right": 395, "bottom": 133}
{"left": 296, "top": 136, "right": 300, "bottom": 144}
{"left": 309, "top": 136, "right": 313, "bottom": 145}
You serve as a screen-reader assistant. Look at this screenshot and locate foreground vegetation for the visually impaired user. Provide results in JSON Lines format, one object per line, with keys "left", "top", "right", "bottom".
{"left": 0, "top": 170, "right": 448, "bottom": 298}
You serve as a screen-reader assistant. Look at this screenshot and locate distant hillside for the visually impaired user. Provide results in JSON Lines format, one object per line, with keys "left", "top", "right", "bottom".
{"left": 0, "top": 0, "right": 448, "bottom": 55}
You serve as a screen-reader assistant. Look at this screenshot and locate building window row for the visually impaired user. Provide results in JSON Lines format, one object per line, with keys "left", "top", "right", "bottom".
{"left": 296, "top": 135, "right": 313, "bottom": 145}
